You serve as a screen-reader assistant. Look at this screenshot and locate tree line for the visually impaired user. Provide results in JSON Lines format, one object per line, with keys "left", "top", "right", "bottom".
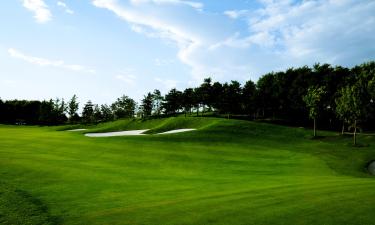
{"left": 1, "top": 61, "right": 374, "bottom": 138}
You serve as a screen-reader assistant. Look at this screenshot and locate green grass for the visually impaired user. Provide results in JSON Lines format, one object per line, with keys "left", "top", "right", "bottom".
{"left": 0, "top": 117, "right": 375, "bottom": 225}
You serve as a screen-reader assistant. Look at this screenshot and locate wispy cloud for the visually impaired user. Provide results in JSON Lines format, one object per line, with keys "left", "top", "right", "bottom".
{"left": 115, "top": 73, "right": 137, "bottom": 86}
{"left": 130, "top": 0, "right": 203, "bottom": 11}
{"left": 154, "top": 58, "right": 174, "bottom": 66}
{"left": 92, "top": 0, "right": 375, "bottom": 84}
{"left": 91, "top": 0, "right": 204, "bottom": 80}
{"left": 224, "top": 10, "right": 248, "bottom": 19}
{"left": 8, "top": 48, "right": 95, "bottom": 73}
{"left": 22, "top": 0, "right": 52, "bottom": 23}
{"left": 57, "top": 1, "right": 74, "bottom": 14}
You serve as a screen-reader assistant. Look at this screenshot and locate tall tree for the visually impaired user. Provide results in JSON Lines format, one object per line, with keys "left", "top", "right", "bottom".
{"left": 38, "top": 100, "right": 56, "bottom": 125}
{"left": 193, "top": 87, "right": 201, "bottom": 116}
{"left": 100, "top": 104, "right": 114, "bottom": 122}
{"left": 111, "top": 95, "right": 136, "bottom": 119}
{"left": 67, "top": 94, "right": 79, "bottom": 123}
{"left": 141, "top": 92, "right": 154, "bottom": 118}
{"left": 182, "top": 88, "right": 194, "bottom": 116}
{"left": 199, "top": 77, "right": 213, "bottom": 114}
{"left": 152, "top": 89, "right": 163, "bottom": 117}
{"left": 335, "top": 85, "right": 364, "bottom": 145}
{"left": 256, "top": 73, "right": 278, "bottom": 118}
{"left": 82, "top": 100, "right": 94, "bottom": 123}
{"left": 211, "top": 82, "right": 223, "bottom": 112}
{"left": 220, "top": 81, "right": 242, "bottom": 118}
{"left": 93, "top": 104, "right": 103, "bottom": 123}
{"left": 242, "top": 80, "right": 257, "bottom": 117}
{"left": 303, "top": 86, "right": 326, "bottom": 137}
{"left": 163, "top": 88, "right": 182, "bottom": 115}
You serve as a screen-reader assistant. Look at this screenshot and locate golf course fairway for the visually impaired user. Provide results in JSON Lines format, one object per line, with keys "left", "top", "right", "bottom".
{"left": 1, "top": 117, "right": 375, "bottom": 225}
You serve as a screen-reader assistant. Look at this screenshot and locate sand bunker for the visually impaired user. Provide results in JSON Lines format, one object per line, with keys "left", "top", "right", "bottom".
{"left": 157, "top": 129, "right": 196, "bottom": 134}
{"left": 85, "top": 130, "right": 149, "bottom": 137}
{"left": 67, "top": 129, "right": 87, "bottom": 132}
{"left": 84, "top": 128, "right": 196, "bottom": 137}
{"left": 368, "top": 161, "right": 375, "bottom": 175}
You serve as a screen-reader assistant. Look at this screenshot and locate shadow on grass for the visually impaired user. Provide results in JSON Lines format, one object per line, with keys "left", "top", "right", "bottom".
{"left": 0, "top": 183, "right": 62, "bottom": 225}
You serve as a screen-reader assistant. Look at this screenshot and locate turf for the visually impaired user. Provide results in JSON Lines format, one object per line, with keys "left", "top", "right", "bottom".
{"left": 0, "top": 117, "right": 375, "bottom": 225}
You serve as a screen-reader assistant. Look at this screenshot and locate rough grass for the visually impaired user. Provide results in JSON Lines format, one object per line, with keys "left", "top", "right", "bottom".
{"left": 0, "top": 117, "right": 375, "bottom": 225}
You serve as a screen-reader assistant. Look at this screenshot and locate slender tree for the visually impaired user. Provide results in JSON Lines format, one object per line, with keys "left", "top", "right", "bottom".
{"left": 199, "top": 77, "right": 213, "bottom": 114}
{"left": 93, "top": 104, "right": 103, "bottom": 123}
{"left": 82, "top": 100, "right": 94, "bottom": 123}
{"left": 211, "top": 82, "right": 223, "bottom": 113}
{"left": 152, "top": 89, "right": 163, "bottom": 117}
{"left": 67, "top": 94, "right": 79, "bottom": 123}
{"left": 335, "top": 85, "right": 363, "bottom": 145}
{"left": 242, "top": 80, "right": 257, "bottom": 117}
{"left": 303, "top": 86, "right": 326, "bottom": 137}
{"left": 193, "top": 87, "right": 201, "bottom": 116}
{"left": 141, "top": 92, "right": 154, "bottom": 118}
{"left": 182, "top": 88, "right": 194, "bottom": 116}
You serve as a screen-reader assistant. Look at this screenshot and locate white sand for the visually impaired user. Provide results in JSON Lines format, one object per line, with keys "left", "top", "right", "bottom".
{"left": 67, "top": 129, "right": 87, "bottom": 132}
{"left": 157, "top": 129, "right": 196, "bottom": 134}
{"left": 85, "top": 130, "right": 149, "bottom": 137}
{"left": 84, "top": 128, "right": 196, "bottom": 137}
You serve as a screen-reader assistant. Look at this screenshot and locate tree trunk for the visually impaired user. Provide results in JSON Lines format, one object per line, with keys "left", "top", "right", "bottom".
{"left": 227, "top": 113, "right": 230, "bottom": 119}
{"left": 341, "top": 122, "right": 345, "bottom": 135}
{"left": 354, "top": 120, "right": 357, "bottom": 146}
{"left": 313, "top": 118, "right": 316, "bottom": 137}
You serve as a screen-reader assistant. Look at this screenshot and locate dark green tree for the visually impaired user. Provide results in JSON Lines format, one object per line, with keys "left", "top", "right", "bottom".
{"left": 67, "top": 94, "right": 79, "bottom": 123}
{"left": 141, "top": 92, "right": 154, "bottom": 118}
{"left": 199, "top": 77, "right": 213, "bottom": 114}
{"left": 100, "top": 104, "right": 114, "bottom": 121}
{"left": 182, "top": 88, "right": 194, "bottom": 116}
{"left": 211, "top": 82, "right": 223, "bottom": 112}
{"left": 220, "top": 81, "right": 242, "bottom": 118}
{"left": 152, "top": 89, "right": 163, "bottom": 117}
{"left": 82, "top": 100, "right": 94, "bottom": 123}
{"left": 93, "top": 104, "right": 103, "bottom": 123}
{"left": 242, "top": 80, "right": 257, "bottom": 117}
{"left": 163, "top": 88, "right": 182, "bottom": 115}
{"left": 111, "top": 95, "right": 136, "bottom": 119}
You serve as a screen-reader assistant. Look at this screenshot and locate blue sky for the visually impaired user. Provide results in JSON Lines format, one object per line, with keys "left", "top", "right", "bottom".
{"left": 0, "top": 0, "right": 374, "bottom": 105}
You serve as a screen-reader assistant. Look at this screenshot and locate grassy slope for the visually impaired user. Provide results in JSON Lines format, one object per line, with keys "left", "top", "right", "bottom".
{"left": 0, "top": 117, "right": 375, "bottom": 225}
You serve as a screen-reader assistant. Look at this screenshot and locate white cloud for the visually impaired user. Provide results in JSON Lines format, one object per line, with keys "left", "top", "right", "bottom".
{"left": 115, "top": 73, "right": 137, "bottom": 86}
{"left": 224, "top": 10, "right": 248, "bottom": 19}
{"left": 92, "top": 0, "right": 375, "bottom": 85}
{"left": 22, "top": 0, "right": 52, "bottom": 23}
{"left": 57, "top": 1, "right": 74, "bottom": 14}
{"left": 245, "top": 0, "right": 375, "bottom": 64}
{"left": 130, "top": 0, "right": 203, "bottom": 11}
{"left": 91, "top": 0, "right": 206, "bottom": 81}
{"left": 8, "top": 48, "right": 95, "bottom": 73}
{"left": 154, "top": 58, "right": 174, "bottom": 66}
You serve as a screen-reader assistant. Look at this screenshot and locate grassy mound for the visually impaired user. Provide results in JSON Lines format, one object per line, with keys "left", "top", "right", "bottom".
{"left": 81, "top": 116, "right": 218, "bottom": 134}
{"left": 1, "top": 117, "right": 375, "bottom": 224}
